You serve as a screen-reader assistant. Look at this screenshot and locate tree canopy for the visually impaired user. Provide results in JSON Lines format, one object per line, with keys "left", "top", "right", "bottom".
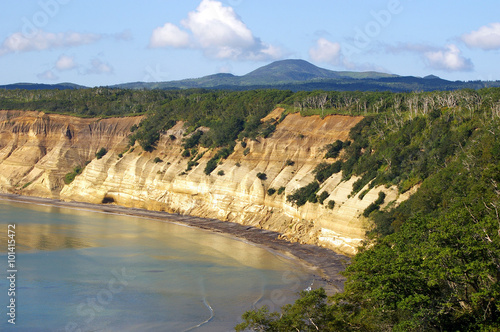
{"left": 2, "top": 87, "right": 500, "bottom": 330}
{"left": 237, "top": 88, "right": 500, "bottom": 331}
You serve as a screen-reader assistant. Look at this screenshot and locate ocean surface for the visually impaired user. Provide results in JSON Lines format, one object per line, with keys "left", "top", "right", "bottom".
{"left": 0, "top": 199, "right": 313, "bottom": 332}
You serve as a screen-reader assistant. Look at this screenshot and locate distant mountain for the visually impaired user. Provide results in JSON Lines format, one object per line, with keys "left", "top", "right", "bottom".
{"left": 0, "top": 82, "right": 86, "bottom": 90}
{"left": 112, "top": 59, "right": 500, "bottom": 92}
{"left": 113, "top": 59, "right": 400, "bottom": 90}
{"left": 3, "top": 60, "right": 500, "bottom": 92}
{"left": 241, "top": 59, "right": 396, "bottom": 84}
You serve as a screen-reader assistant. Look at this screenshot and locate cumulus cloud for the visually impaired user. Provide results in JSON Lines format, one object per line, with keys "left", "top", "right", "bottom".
{"left": 0, "top": 31, "right": 101, "bottom": 56}
{"left": 182, "top": 0, "right": 254, "bottom": 49}
{"left": 150, "top": 23, "right": 190, "bottom": 48}
{"left": 308, "top": 38, "right": 386, "bottom": 72}
{"left": 309, "top": 38, "right": 342, "bottom": 65}
{"left": 462, "top": 23, "right": 500, "bottom": 50}
{"left": 37, "top": 70, "right": 58, "bottom": 81}
{"left": 86, "top": 58, "right": 113, "bottom": 75}
{"left": 149, "top": 0, "right": 282, "bottom": 60}
{"left": 382, "top": 42, "right": 473, "bottom": 72}
{"left": 55, "top": 55, "right": 76, "bottom": 71}
{"left": 424, "top": 44, "right": 473, "bottom": 72}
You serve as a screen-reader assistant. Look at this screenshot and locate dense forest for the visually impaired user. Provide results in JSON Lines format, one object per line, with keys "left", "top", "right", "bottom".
{"left": 238, "top": 89, "right": 500, "bottom": 331}
{"left": 2, "top": 87, "right": 500, "bottom": 330}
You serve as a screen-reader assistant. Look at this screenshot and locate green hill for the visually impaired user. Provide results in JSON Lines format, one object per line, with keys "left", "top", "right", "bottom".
{"left": 0, "top": 82, "right": 85, "bottom": 90}
{"left": 112, "top": 59, "right": 500, "bottom": 92}
{"left": 3, "top": 59, "right": 500, "bottom": 92}
{"left": 112, "top": 59, "right": 404, "bottom": 90}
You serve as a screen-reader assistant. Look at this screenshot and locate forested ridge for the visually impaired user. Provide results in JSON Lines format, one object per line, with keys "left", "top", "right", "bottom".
{"left": 2, "top": 87, "right": 500, "bottom": 330}
{"left": 237, "top": 89, "right": 500, "bottom": 331}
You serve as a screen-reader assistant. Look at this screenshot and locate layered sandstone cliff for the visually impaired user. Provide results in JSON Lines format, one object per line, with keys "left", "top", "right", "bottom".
{"left": 0, "top": 109, "right": 409, "bottom": 256}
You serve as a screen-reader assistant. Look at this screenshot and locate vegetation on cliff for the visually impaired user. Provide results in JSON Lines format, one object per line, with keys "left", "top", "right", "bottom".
{"left": 238, "top": 88, "right": 500, "bottom": 331}
{"left": 2, "top": 87, "right": 500, "bottom": 330}
{"left": 63, "top": 165, "right": 84, "bottom": 185}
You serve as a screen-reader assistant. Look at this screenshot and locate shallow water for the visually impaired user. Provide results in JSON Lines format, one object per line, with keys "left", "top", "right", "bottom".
{"left": 0, "top": 199, "right": 313, "bottom": 331}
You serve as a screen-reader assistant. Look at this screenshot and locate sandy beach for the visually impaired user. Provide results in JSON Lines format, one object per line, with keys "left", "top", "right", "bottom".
{"left": 0, "top": 193, "right": 349, "bottom": 293}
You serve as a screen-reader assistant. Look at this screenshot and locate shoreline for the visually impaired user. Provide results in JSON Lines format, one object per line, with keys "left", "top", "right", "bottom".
{"left": 0, "top": 193, "right": 349, "bottom": 293}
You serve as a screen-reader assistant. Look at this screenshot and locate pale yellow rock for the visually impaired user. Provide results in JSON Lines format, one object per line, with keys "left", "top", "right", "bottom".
{"left": 0, "top": 109, "right": 412, "bottom": 256}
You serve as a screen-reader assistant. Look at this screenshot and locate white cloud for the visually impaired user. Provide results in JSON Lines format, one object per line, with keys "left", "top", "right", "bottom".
{"left": 182, "top": 0, "right": 254, "bottom": 49}
{"left": 149, "top": 0, "right": 282, "bottom": 60}
{"left": 0, "top": 31, "right": 101, "bottom": 56}
{"left": 55, "top": 55, "right": 76, "bottom": 71}
{"left": 382, "top": 42, "right": 474, "bottom": 72}
{"left": 150, "top": 23, "right": 190, "bottom": 48}
{"left": 424, "top": 44, "right": 473, "bottom": 72}
{"left": 462, "top": 23, "right": 500, "bottom": 50}
{"left": 309, "top": 38, "right": 342, "bottom": 65}
{"left": 37, "top": 70, "right": 58, "bottom": 81}
{"left": 86, "top": 58, "right": 113, "bottom": 75}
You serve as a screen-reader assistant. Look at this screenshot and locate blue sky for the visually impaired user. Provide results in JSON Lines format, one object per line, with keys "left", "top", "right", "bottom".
{"left": 1, "top": 0, "right": 500, "bottom": 86}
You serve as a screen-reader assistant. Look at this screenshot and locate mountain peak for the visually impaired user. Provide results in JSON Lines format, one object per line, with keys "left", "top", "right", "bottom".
{"left": 423, "top": 74, "right": 441, "bottom": 80}
{"left": 244, "top": 59, "right": 339, "bottom": 83}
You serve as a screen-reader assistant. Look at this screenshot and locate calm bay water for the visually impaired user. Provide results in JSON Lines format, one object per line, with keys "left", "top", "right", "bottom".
{"left": 0, "top": 199, "right": 313, "bottom": 332}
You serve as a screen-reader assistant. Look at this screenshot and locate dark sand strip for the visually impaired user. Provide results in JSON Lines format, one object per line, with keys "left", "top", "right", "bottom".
{"left": 0, "top": 193, "right": 349, "bottom": 293}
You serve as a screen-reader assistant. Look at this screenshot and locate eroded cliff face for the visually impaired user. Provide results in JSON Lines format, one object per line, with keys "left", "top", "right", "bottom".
{"left": 0, "top": 109, "right": 409, "bottom": 256}
{"left": 0, "top": 110, "right": 140, "bottom": 198}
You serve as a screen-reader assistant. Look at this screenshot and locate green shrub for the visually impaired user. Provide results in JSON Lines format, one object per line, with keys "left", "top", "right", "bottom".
{"left": 287, "top": 181, "right": 320, "bottom": 207}
{"left": 278, "top": 111, "right": 287, "bottom": 123}
{"left": 277, "top": 186, "right": 286, "bottom": 195}
{"left": 169, "top": 134, "right": 176, "bottom": 140}
{"left": 186, "top": 160, "right": 199, "bottom": 172}
{"left": 204, "top": 145, "right": 235, "bottom": 175}
{"left": 363, "top": 192, "right": 386, "bottom": 217}
{"left": 375, "top": 191, "right": 386, "bottom": 205}
{"left": 241, "top": 141, "right": 247, "bottom": 148}
{"left": 313, "top": 161, "right": 342, "bottom": 183}
{"left": 243, "top": 147, "right": 250, "bottom": 156}
{"left": 128, "top": 136, "right": 136, "bottom": 146}
{"left": 285, "top": 159, "right": 295, "bottom": 166}
{"left": 64, "top": 165, "right": 84, "bottom": 185}
{"left": 267, "top": 188, "right": 276, "bottom": 196}
{"left": 261, "top": 122, "right": 276, "bottom": 138}
{"left": 358, "top": 189, "right": 369, "bottom": 200}
{"left": 204, "top": 158, "right": 218, "bottom": 175}
{"left": 318, "top": 191, "right": 329, "bottom": 204}
{"left": 96, "top": 147, "right": 107, "bottom": 159}
{"left": 324, "top": 140, "right": 344, "bottom": 159}
{"left": 257, "top": 172, "right": 267, "bottom": 180}
{"left": 118, "top": 153, "right": 123, "bottom": 158}
{"left": 153, "top": 157, "right": 163, "bottom": 163}
{"left": 182, "top": 130, "right": 204, "bottom": 150}
{"left": 217, "top": 170, "right": 225, "bottom": 176}
{"left": 327, "top": 200, "right": 335, "bottom": 209}
{"left": 363, "top": 203, "right": 379, "bottom": 217}
{"left": 182, "top": 149, "right": 191, "bottom": 158}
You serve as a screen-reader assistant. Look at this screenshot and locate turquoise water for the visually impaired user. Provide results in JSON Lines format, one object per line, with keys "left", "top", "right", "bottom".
{"left": 0, "top": 200, "right": 313, "bottom": 331}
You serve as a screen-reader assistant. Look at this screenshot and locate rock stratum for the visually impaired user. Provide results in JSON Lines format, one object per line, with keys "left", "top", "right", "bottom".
{"left": 0, "top": 109, "right": 410, "bottom": 256}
